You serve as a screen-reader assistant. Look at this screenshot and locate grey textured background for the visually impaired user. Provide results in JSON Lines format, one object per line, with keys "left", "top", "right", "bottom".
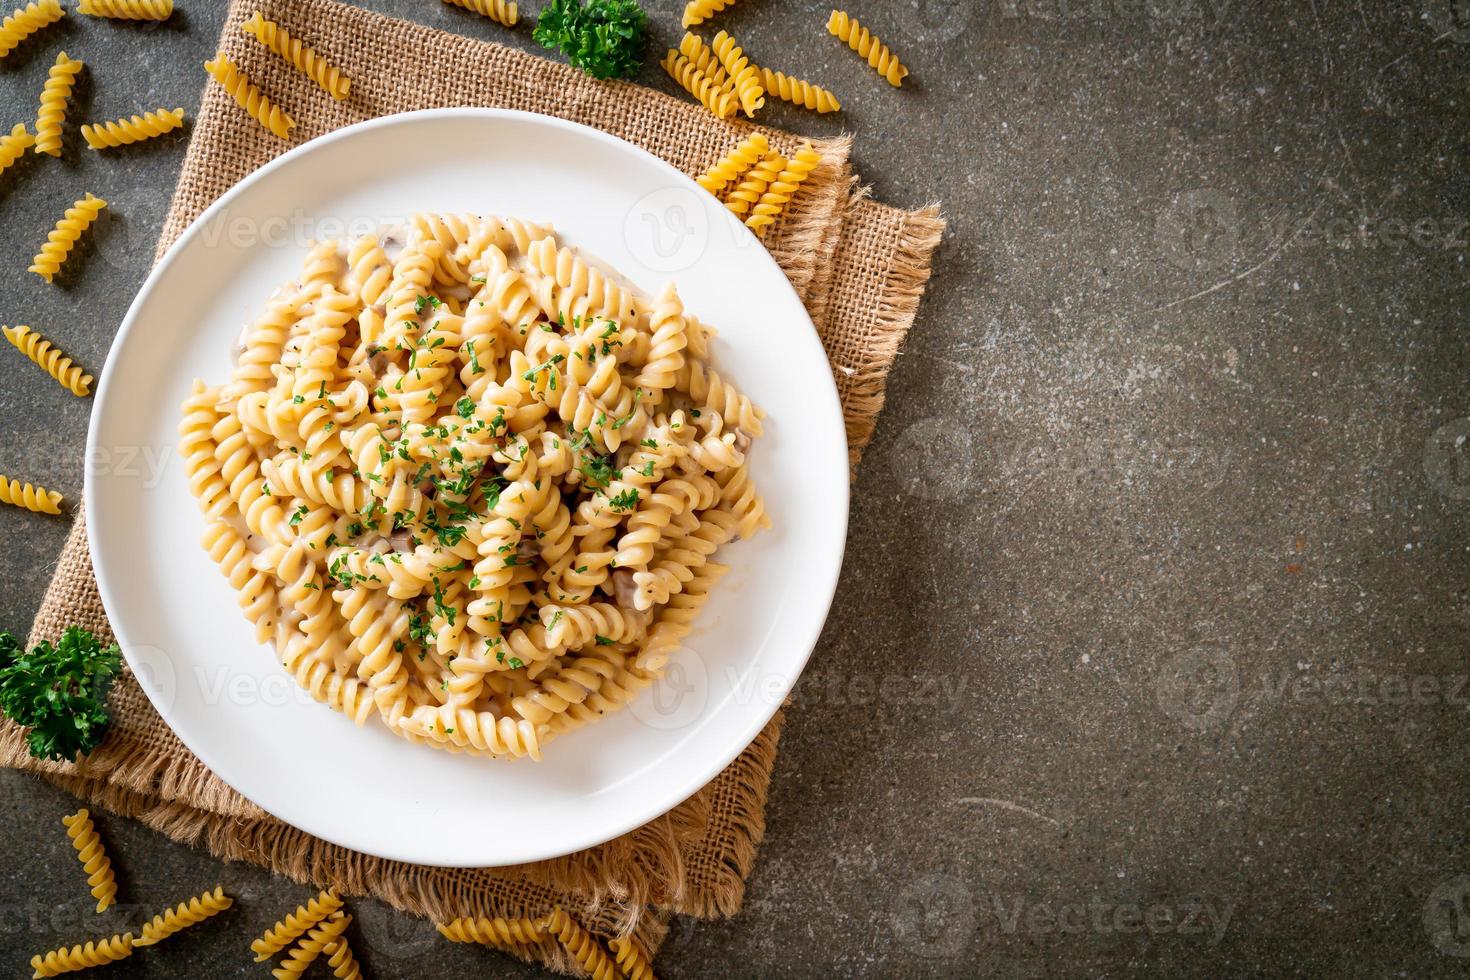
{"left": 2, "top": 0, "right": 1469, "bottom": 976}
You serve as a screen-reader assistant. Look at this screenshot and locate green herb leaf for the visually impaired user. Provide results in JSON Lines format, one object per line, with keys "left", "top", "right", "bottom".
{"left": 0, "top": 628, "right": 122, "bottom": 762}
{"left": 532, "top": 0, "right": 648, "bottom": 81}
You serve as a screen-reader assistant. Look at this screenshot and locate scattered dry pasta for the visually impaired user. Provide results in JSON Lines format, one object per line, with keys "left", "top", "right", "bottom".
{"left": 204, "top": 52, "right": 295, "bottom": 140}
{"left": 442, "top": 0, "right": 517, "bottom": 27}
{"left": 241, "top": 12, "right": 351, "bottom": 100}
{"left": 710, "top": 30, "right": 764, "bottom": 117}
{"left": 322, "top": 940, "right": 362, "bottom": 980}
{"left": 608, "top": 935, "right": 657, "bottom": 980}
{"left": 77, "top": 0, "right": 172, "bottom": 19}
{"left": 544, "top": 907, "right": 619, "bottom": 980}
{"left": 696, "top": 131, "right": 768, "bottom": 196}
{"left": 682, "top": 0, "right": 740, "bottom": 28}
{"left": 827, "top": 10, "right": 908, "bottom": 87}
{"left": 0, "top": 476, "right": 62, "bottom": 514}
{"left": 725, "top": 149, "right": 785, "bottom": 216}
{"left": 745, "top": 142, "right": 819, "bottom": 236}
{"left": 0, "top": 121, "right": 34, "bottom": 171}
{"left": 60, "top": 809, "right": 115, "bottom": 912}
{"left": 183, "top": 215, "right": 766, "bottom": 762}
{"left": 0, "top": 0, "right": 63, "bottom": 59}
{"left": 661, "top": 50, "right": 737, "bottom": 119}
{"left": 34, "top": 51, "right": 82, "bottom": 157}
{"left": 437, "top": 916, "right": 546, "bottom": 946}
{"left": 30, "top": 193, "right": 107, "bottom": 283}
{"left": 136, "top": 886, "right": 233, "bottom": 946}
{"left": 30, "top": 932, "right": 133, "bottom": 978}
{"left": 251, "top": 888, "right": 343, "bottom": 961}
{"left": 759, "top": 66, "right": 841, "bottom": 113}
{"left": 81, "top": 107, "right": 185, "bottom": 149}
{"left": 3, "top": 324, "right": 92, "bottom": 396}
{"left": 677, "top": 32, "right": 730, "bottom": 92}
{"left": 272, "top": 912, "right": 352, "bottom": 980}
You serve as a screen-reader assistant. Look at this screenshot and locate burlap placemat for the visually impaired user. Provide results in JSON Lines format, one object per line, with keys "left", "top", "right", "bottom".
{"left": 0, "top": 0, "right": 943, "bottom": 972}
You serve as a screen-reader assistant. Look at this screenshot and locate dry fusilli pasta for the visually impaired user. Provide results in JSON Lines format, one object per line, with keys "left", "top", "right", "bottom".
{"left": 544, "top": 907, "right": 619, "bottom": 980}
{"left": 696, "top": 132, "right": 768, "bottom": 196}
{"left": 681, "top": 0, "right": 738, "bottom": 28}
{"left": 271, "top": 912, "right": 352, "bottom": 980}
{"left": 608, "top": 935, "right": 657, "bottom": 980}
{"left": 827, "top": 10, "right": 908, "bottom": 87}
{"left": 0, "top": 476, "right": 62, "bottom": 514}
{"left": 251, "top": 888, "right": 343, "bottom": 960}
{"left": 0, "top": 121, "right": 34, "bottom": 171}
{"left": 60, "top": 809, "right": 116, "bottom": 912}
{"left": 136, "top": 886, "right": 233, "bottom": 946}
{"left": 745, "top": 141, "right": 820, "bottom": 236}
{"left": 34, "top": 51, "right": 82, "bottom": 157}
{"left": 437, "top": 916, "right": 546, "bottom": 945}
{"left": 322, "top": 940, "right": 362, "bottom": 980}
{"left": 442, "top": 0, "right": 517, "bottom": 27}
{"left": 3, "top": 325, "right": 91, "bottom": 396}
{"left": 204, "top": 52, "right": 294, "bottom": 140}
{"left": 661, "top": 50, "right": 737, "bottom": 119}
{"left": 183, "top": 216, "right": 766, "bottom": 761}
{"left": 29, "top": 933, "right": 133, "bottom": 977}
{"left": 759, "top": 66, "right": 841, "bottom": 113}
{"left": 29, "top": 193, "right": 107, "bottom": 283}
{"left": 241, "top": 12, "right": 351, "bottom": 100}
{"left": 724, "top": 149, "right": 786, "bottom": 216}
{"left": 0, "top": 0, "right": 62, "bottom": 59}
{"left": 677, "top": 32, "right": 731, "bottom": 92}
{"left": 710, "top": 30, "right": 764, "bottom": 117}
{"left": 81, "top": 107, "right": 185, "bottom": 149}
{"left": 77, "top": 0, "right": 172, "bottom": 19}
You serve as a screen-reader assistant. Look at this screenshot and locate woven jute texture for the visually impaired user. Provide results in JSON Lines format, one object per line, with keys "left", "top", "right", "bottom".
{"left": 0, "top": 0, "right": 943, "bottom": 973}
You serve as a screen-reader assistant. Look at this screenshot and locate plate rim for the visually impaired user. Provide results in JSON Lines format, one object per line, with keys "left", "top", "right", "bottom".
{"left": 85, "top": 107, "right": 849, "bottom": 866}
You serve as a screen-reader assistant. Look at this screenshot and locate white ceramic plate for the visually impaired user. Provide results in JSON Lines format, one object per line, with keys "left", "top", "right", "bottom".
{"left": 86, "top": 109, "right": 848, "bottom": 867}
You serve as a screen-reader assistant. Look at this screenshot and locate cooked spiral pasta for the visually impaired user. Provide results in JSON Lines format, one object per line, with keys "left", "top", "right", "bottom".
{"left": 34, "top": 51, "right": 82, "bottom": 157}
{"left": 29, "top": 932, "right": 133, "bottom": 978}
{"left": 696, "top": 133, "right": 768, "bottom": 196}
{"left": 322, "top": 940, "right": 362, "bottom": 980}
{"left": 710, "top": 30, "right": 764, "bottom": 117}
{"left": 0, "top": 475, "right": 62, "bottom": 514}
{"left": 661, "top": 50, "right": 737, "bottom": 120}
{"left": 724, "top": 150, "right": 786, "bottom": 216}
{"left": 241, "top": 12, "right": 351, "bottom": 100}
{"left": 681, "top": 0, "right": 738, "bottom": 28}
{"left": 442, "top": 0, "right": 517, "bottom": 27}
{"left": 187, "top": 219, "right": 764, "bottom": 761}
{"left": 608, "top": 936, "right": 657, "bottom": 980}
{"left": 3, "top": 325, "right": 91, "bottom": 395}
{"left": 759, "top": 66, "right": 841, "bottom": 113}
{"left": 271, "top": 913, "right": 352, "bottom": 980}
{"left": 437, "top": 916, "right": 547, "bottom": 946}
{"left": 204, "top": 52, "right": 294, "bottom": 140}
{"left": 136, "top": 886, "right": 233, "bottom": 946}
{"left": 81, "top": 107, "right": 185, "bottom": 149}
{"left": 60, "top": 809, "right": 116, "bottom": 912}
{"left": 544, "top": 907, "right": 619, "bottom": 980}
{"left": 745, "top": 141, "right": 820, "bottom": 236}
{"left": 77, "top": 0, "right": 172, "bottom": 19}
{"left": 251, "top": 888, "right": 343, "bottom": 961}
{"left": 827, "top": 10, "right": 908, "bottom": 87}
{"left": 29, "top": 193, "right": 107, "bottom": 284}
{"left": 0, "top": 0, "right": 62, "bottom": 59}
{"left": 0, "top": 122, "right": 34, "bottom": 171}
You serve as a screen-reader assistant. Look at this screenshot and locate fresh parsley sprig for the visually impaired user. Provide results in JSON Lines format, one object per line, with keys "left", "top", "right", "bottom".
{"left": 0, "top": 627, "right": 122, "bottom": 762}
{"left": 533, "top": 0, "right": 648, "bottom": 81}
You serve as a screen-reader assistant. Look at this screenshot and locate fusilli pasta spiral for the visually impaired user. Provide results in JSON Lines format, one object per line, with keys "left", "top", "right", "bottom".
{"left": 695, "top": 132, "right": 768, "bottom": 196}
{"left": 241, "top": 12, "right": 351, "bottom": 100}
{"left": 745, "top": 141, "right": 820, "bottom": 236}
{"left": 77, "top": 0, "right": 172, "bottom": 19}
{"left": 437, "top": 916, "right": 547, "bottom": 946}
{"left": 60, "top": 809, "right": 116, "bottom": 912}
{"left": 0, "top": 475, "right": 62, "bottom": 514}
{"left": 827, "top": 10, "right": 908, "bottom": 87}
{"left": 0, "top": 121, "right": 34, "bottom": 172}
{"left": 677, "top": 32, "right": 731, "bottom": 92}
{"left": 442, "top": 0, "right": 517, "bottom": 27}
{"left": 81, "top": 107, "right": 185, "bottom": 149}
{"left": 3, "top": 325, "right": 91, "bottom": 395}
{"left": 759, "top": 66, "right": 841, "bottom": 113}
{"left": 322, "top": 940, "right": 362, "bottom": 980}
{"left": 608, "top": 935, "right": 657, "bottom": 980}
{"left": 661, "top": 50, "right": 737, "bottom": 120}
{"left": 681, "top": 0, "right": 738, "bottom": 28}
{"left": 29, "top": 193, "right": 107, "bottom": 284}
{"left": 251, "top": 888, "right": 343, "bottom": 961}
{"left": 136, "top": 886, "right": 233, "bottom": 946}
{"left": 710, "top": 30, "right": 764, "bottom": 117}
{"left": 271, "top": 913, "right": 352, "bottom": 980}
{"left": 544, "top": 907, "right": 619, "bottom": 980}
{"left": 204, "top": 52, "right": 294, "bottom": 140}
{"left": 29, "top": 932, "right": 133, "bottom": 978}
{"left": 0, "top": 0, "right": 62, "bottom": 59}
{"left": 33, "top": 50, "right": 81, "bottom": 157}
{"left": 724, "top": 150, "right": 786, "bottom": 216}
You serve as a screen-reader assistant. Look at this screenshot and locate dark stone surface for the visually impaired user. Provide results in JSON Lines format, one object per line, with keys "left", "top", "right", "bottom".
{"left": 2, "top": 0, "right": 1469, "bottom": 975}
